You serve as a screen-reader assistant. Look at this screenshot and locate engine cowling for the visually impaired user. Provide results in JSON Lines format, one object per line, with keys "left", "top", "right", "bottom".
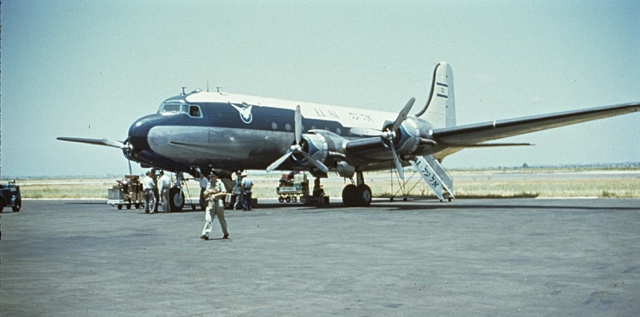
{"left": 291, "top": 134, "right": 329, "bottom": 167}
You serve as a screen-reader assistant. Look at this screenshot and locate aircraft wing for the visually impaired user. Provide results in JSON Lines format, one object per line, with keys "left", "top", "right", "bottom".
{"left": 431, "top": 102, "right": 640, "bottom": 146}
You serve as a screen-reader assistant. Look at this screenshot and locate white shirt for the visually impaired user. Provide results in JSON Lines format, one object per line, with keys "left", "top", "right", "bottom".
{"left": 142, "top": 176, "right": 155, "bottom": 191}
{"left": 159, "top": 175, "right": 172, "bottom": 189}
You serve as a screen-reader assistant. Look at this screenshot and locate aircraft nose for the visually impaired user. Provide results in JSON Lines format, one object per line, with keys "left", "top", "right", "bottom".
{"left": 128, "top": 118, "right": 153, "bottom": 151}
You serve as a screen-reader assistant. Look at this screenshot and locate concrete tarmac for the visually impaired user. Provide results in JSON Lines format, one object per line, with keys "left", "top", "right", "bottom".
{"left": 2, "top": 198, "right": 639, "bottom": 316}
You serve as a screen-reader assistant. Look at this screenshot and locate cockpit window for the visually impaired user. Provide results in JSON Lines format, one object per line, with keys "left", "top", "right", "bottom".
{"left": 189, "top": 105, "right": 201, "bottom": 117}
{"left": 158, "top": 101, "right": 202, "bottom": 118}
{"left": 158, "top": 102, "right": 186, "bottom": 114}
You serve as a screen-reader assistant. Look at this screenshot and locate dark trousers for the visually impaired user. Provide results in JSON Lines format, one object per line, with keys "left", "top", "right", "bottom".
{"left": 243, "top": 192, "right": 252, "bottom": 211}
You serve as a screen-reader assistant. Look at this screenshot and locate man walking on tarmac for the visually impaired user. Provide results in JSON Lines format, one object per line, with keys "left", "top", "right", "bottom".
{"left": 200, "top": 171, "right": 229, "bottom": 240}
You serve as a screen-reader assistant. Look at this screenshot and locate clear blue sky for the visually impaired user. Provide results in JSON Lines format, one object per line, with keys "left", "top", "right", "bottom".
{"left": 2, "top": 0, "right": 639, "bottom": 178}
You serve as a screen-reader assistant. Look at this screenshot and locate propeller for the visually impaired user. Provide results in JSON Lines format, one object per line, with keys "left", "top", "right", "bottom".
{"left": 57, "top": 137, "right": 128, "bottom": 149}
{"left": 348, "top": 98, "right": 416, "bottom": 180}
{"left": 57, "top": 137, "right": 134, "bottom": 174}
{"left": 266, "top": 105, "right": 329, "bottom": 173}
{"left": 386, "top": 97, "right": 416, "bottom": 180}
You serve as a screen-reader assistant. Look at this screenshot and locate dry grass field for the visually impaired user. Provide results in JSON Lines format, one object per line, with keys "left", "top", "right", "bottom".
{"left": 14, "top": 168, "right": 640, "bottom": 199}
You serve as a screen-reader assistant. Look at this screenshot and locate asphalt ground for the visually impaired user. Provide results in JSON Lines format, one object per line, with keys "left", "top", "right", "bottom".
{"left": 2, "top": 198, "right": 639, "bottom": 316}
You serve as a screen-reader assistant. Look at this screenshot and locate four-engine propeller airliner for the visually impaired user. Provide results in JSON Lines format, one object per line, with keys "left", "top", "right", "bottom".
{"left": 58, "top": 63, "right": 640, "bottom": 210}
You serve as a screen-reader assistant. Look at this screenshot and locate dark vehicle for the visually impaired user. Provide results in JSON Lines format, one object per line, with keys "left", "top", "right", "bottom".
{"left": 0, "top": 180, "right": 22, "bottom": 212}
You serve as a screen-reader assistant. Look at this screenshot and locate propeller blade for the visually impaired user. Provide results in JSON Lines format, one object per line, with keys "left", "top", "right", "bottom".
{"left": 266, "top": 152, "right": 293, "bottom": 173}
{"left": 57, "top": 137, "right": 126, "bottom": 149}
{"left": 389, "top": 139, "right": 404, "bottom": 180}
{"left": 300, "top": 152, "right": 329, "bottom": 173}
{"left": 349, "top": 127, "right": 383, "bottom": 137}
{"left": 391, "top": 97, "right": 416, "bottom": 132}
{"left": 294, "top": 105, "right": 302, "bottom": 145}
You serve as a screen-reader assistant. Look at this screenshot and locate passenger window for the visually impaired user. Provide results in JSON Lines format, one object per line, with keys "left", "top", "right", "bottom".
{"left": 189, "top": 105, "right": 201, "bottom": 117}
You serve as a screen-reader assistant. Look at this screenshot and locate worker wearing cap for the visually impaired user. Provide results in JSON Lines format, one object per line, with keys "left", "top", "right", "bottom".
{"left": 200, "top": 171, "right": 229, "bottom": 240}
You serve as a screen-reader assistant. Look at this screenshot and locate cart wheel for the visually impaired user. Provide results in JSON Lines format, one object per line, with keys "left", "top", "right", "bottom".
{"left": 191, "top": 204, "right": 196, "bottom": 210}
{"left": 292, "top": 196, "right": 297, "bottom": 203}
{"left": 286, "top": 196, "right": 291, "bottom": 203}
{"left": 299, "top": 196, "right": 306, "bottom": 204}
{"left": 278, "top": 196, "right": 284, "bottom": 203}
{"left": 127, "top": 204, "right": 132, "bottom": 209}
{"left": 12, "top": 198, "right": 22, "bottom": 212}
{"left": 135, "top": 203, "right": 141, "bottom": 209}
{"left": 117, "top": 204, "right": 123, "bottom": 210}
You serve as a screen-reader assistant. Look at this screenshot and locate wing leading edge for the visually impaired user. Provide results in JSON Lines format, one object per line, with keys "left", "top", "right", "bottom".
{"left": 431, "top": 102, "right": 640, "bottom": 146}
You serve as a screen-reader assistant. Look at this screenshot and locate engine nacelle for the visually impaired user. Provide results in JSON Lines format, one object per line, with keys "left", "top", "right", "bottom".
{"left": 291, "top": 134, "right": 329, "bottom": 168}
{"left": 383, "top": 117, "right": 431, "bottom": 155}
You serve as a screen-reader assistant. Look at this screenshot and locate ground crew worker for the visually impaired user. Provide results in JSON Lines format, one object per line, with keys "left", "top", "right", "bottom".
{"left": 241, "top": 171, "right": 253, "bottom": 211}
{"left": 200, "top": 171, "right": 229, "bottom": 240}
{"left": 158, "top": 171, "right": 172, "bottom": 212}
{"left": 151, "top": 169, "right": 160, "bottom": 212}
{"left": 196, "top": 172, "right": 208, "bottom": 210}
{"left": 233, "top": 171, "right": 243, "bottom": 210}
{"left": 142, "top": 171, "right": 155, "bottom": 214}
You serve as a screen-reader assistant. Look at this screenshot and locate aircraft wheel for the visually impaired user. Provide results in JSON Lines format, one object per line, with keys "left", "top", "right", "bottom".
{"left": 342, "top": 184, "right": 358, "bottom": 206}
{"left": 169, "top": 187, "right": 184, "bottom": 212}
{"left": 355, "top": 184, "right": 372, "bottom": 206}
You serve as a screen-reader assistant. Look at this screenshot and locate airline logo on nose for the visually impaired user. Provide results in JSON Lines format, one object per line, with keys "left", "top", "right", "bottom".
{"left": 229, "top": 102, "right": 253, "bottom": 124}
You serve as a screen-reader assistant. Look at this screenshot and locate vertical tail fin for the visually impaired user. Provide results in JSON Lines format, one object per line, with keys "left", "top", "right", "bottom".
{"left": 416, "top": 62, "right": 456, "bottom": 128}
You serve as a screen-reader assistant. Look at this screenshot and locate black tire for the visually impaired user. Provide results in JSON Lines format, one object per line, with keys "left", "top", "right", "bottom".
{"left": 278, "top": 196, "right": 284, "bottom": 203}
{"left": 342, "top": 184, "right": 358, "bottom": 206}
{"left": 169, "top": 187, "right": 185, "bottom": 212}
{"left": 12, "top": 198, "right": 22, "bottom": 212}
{"left": 117, "top": 204, "right": 123, "bottom": 210}
{"left": 355, "top": 184, "right": 372, "bottom": 206}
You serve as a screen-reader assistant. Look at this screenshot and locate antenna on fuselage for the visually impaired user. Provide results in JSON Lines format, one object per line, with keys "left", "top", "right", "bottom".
{"left": 181, "top": 87, "right": 186, "bottom": 96}
{"left": 207, "top": 80, "right": 210, "bottom": 92}
{"left": 216, "top": 87, "right": 222, "bottom": 93}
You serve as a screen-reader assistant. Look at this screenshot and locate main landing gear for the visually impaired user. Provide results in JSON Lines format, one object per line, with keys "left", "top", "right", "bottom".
{"left": 342, "top": 171, "right": 372, "bottom": 207}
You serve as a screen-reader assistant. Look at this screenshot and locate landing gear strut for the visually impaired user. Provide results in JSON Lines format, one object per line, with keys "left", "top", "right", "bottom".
{"left": 342, "top": 171, "right": 372, "bottom": 207}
